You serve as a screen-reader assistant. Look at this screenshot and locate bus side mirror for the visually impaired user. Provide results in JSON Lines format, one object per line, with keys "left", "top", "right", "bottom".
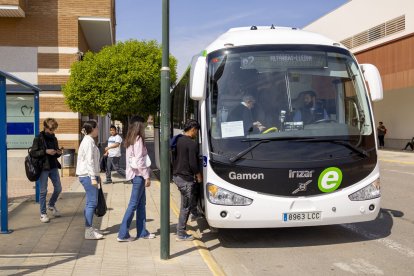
{"left": 361, "top": 64, "right": 383, "bottom": 102}
{"left": 190, "top": 54, "right": 207, "bottom": 100}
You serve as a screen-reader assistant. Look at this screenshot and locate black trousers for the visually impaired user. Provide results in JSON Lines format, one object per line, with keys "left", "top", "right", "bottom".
{"left": 173, "top": 175, "right": 198, "bottom": 236}
{"left": 378, "top": 135, "right": 385, "bottom": 147}
{"left": 403, "top": 142, "right": 414, "bottom": 150}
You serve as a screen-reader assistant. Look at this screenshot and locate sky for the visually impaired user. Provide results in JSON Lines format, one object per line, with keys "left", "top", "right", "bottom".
{"left": 116, "top": 0, "right": 349, "bottom": 77}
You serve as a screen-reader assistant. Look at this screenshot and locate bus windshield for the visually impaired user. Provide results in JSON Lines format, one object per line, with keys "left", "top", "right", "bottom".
{"left": 206, "top": 45, "right": 374, "bottom": 161}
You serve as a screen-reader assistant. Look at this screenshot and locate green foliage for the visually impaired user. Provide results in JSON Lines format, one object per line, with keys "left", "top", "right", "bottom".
{"left": 63, "top": 40, "right": 177, "bottom": 119}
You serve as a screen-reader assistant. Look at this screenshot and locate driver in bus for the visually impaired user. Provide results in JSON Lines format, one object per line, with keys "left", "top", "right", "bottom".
{"left": 293, "top": 90, "right": 329, "bottom": 124}
{"left": 228, "top": 95, "right": 266, "bottom": 134}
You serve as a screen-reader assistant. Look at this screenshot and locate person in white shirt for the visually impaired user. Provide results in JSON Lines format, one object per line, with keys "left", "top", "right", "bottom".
{"left": 76, "top": 120, "right": 104, "bottom": 240}
{"left": 104, "top": 125, "right": 123, "bottom": 184}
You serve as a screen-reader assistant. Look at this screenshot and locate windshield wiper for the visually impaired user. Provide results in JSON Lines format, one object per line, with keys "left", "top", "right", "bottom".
{"left": 229, "top": 137, "right": 315, "bottom": 163}
{"left": 229, "top": 140, "right": 270, "bottom": 163}
{"left": 241, "top": 136, "right": 313, "bottom": 142}
{"left": 296, "top": 138, "right": 370, "bottom": 158}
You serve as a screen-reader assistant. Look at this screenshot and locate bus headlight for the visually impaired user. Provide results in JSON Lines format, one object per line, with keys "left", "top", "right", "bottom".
{"left": 348, "top": 178, "right": 381, "bottom": 201}
{"left": 207, "top": 183, "right": 253, "bottom": 206}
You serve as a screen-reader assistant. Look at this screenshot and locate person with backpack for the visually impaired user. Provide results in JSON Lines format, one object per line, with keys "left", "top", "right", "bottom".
{"left": 172, "top": 119, "right": 202, "bottom": 241}
{"left": 29, "top": 118, "right": 63, "bottom": 223}
{"left": 377, "top": 121, "right": 387, "bottom": 149}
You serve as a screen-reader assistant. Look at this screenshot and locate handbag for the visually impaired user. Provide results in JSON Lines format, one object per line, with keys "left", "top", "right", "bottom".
{"left": 95, "top": 181, "right": 107, "bottom": 217}
{"left": 129, "top": 155, "right": 151, "bottom": 169}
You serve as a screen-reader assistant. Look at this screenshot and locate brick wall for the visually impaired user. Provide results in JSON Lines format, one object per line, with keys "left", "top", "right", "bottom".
{"left": 1, "top": 0, "right": 115, "bottom": 151}
{"left": 38, "top": 75, "right": 69, "bottom": 85}
{"left": 39, "top": 95, "right": 81, "bottom": 151}
{"left": 38, "top": 53, "right": 78, "bottom": 69}
{"left": 0, "top": 0, "right": 58, "bottom": 46}
{"left": 0, "top": 0, "right": 114, "bottom": 47}
{"left": 40, "top": 97, "right": 72, "bottom": 112}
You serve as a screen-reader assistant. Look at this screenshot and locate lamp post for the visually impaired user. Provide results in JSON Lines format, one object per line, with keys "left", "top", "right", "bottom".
{"left": 160, "top": 0, "right": 171, "bottom": 260}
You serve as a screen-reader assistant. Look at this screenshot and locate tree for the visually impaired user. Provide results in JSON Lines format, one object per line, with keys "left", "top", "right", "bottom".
{"left": 63, "top": 40, "right": 177, "bottom": 123}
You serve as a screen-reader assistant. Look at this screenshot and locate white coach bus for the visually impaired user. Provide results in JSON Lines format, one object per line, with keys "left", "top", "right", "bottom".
{"left": 156, "top": 26, "right": 383, "bottom": 228}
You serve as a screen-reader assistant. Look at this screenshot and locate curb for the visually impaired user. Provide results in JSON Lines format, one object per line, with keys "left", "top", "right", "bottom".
{"left": 154, "top": 180, "right": 226, "bottom": 276}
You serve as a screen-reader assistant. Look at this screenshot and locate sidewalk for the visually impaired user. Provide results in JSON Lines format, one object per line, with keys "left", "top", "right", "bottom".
{"left": 378, "top": 148, "right": 414, "bottom": 164}
{"left": 0, "top": 174, "right": 214, "bottom": 276}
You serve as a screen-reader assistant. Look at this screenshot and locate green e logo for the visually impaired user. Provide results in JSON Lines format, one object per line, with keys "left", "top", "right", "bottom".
{"left": 318, "top": 167, "right": 342, "bottom": 193}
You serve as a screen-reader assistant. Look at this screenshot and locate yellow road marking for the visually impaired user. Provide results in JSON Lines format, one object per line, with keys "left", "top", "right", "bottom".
{"left": 379, "top": 158, "right": 414, "bottom": 165}
{"left": 154, "top": 181, "right": 226, "bottom": 276}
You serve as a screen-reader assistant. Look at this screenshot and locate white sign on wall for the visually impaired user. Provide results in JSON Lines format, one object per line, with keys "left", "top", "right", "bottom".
{"left": 7, "top": 95, "right": 35, "bottom": 149}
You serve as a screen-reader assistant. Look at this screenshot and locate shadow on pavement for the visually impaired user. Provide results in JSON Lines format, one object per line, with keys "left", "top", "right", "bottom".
{"left": 0, "top": 192, "right": 103, "bottom": 275}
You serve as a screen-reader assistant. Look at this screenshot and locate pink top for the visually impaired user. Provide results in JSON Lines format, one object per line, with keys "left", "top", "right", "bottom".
{"left": 125, "top": 137, "right": 151, "bottom": 180}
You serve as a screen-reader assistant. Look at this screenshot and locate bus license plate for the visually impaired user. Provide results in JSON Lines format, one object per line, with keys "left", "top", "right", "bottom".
{"left": 283, "top": 212, "right": 322, "bottom": 222}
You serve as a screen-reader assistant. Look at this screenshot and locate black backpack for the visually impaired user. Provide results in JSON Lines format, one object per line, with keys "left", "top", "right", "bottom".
{"left": 24, "top": 148, "right": 43, "bottom": 182}
{"left": 169, "top": 134, "right": 183, "bottom": 164}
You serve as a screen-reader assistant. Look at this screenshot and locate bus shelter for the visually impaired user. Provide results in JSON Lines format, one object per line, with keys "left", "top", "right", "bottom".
{"left": 0, "top": 70, "right": 40, "bottom": 234}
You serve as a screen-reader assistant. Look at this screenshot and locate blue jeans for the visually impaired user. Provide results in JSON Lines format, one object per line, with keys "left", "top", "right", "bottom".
{"left": 39, "top": 168, "right": 62, "bottom": 215}
{"left": 118, "top": 176, "right": 149, "bottom": 239}
{"left": 79, "top": 176, "right": 100, "bottom": 227}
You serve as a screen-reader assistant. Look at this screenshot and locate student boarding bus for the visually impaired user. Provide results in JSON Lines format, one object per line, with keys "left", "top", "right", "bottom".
{"left": 155, "top": 26, "right": 383, "bottom": 228}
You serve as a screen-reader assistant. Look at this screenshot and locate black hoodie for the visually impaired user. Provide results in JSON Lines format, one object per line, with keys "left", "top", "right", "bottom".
{"left": 30, "top": 131, "right": 62, "bottom": 170}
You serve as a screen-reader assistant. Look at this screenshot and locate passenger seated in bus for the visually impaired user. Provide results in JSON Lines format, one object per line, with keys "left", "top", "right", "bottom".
{"left": 293, "top": 90, "right": 329, "bottom": 124}
{"left": 227, "top": 95, "right": 266, "bottom": 134}
{"left": 255, "top": 72, "right": 287, "bottom": 129}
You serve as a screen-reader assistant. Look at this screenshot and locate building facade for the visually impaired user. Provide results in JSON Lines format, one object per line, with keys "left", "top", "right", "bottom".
{"left": 0, "top": 0, "right": 115, "bottom": 149}
{"left": 304, "top": 0, "right": 414, "bottom": 149}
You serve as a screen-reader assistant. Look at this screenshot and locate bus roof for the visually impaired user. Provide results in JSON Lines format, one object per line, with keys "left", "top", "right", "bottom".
{"left": 204, "top": 26, "right": 346, "bottom": 54}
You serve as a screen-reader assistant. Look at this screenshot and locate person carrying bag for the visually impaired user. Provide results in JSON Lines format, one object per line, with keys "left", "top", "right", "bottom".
{"left": 76, "top": 120, "right": 104, "bottom": 240}
{"left": 29, "top": 118, "right": 63, "bottom": 223}
{"left": 117, "top": 116, "right": 155, "bottom": 242}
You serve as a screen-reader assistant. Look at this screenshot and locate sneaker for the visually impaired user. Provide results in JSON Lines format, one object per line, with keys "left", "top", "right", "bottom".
{"left": 48, "top": 206, "right": 61, "bottom": 217}
{"left": 103, "top": 179, "right": 112, "bottom": 184}
{"left": 117, "top": 236, "right": 136, "bottom": 242}
{"left": 40, "top": 214, "right": 50, "bottom": 223}
{"left": 176, "top": 234, "right": 194, "bottom": 241}
{"left": 85, "top": 227, "right": 104, "bottom": 240}
{"left": 142, "top": 233, "right": 156, "bottom": 239}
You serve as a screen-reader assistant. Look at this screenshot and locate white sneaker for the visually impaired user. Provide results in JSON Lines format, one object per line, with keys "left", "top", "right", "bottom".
{"left": 48, "top": 206, "right": 61, "bottom": 217}
{"left": 142, "top": 233, "right": 156, "bottom": 239}
{"left": 117, "top": 236, "right": 136, "bottom": 242}
{"left": 40, "top": 214, "right": 50, "bottom": 223}
{"left": 85, "top": 227, "right": 104, "bottom": 240}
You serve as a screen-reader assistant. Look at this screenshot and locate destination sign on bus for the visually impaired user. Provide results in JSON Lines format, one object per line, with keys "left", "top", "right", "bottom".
{"left": 240, "top": 52, "right": 327, "bottom": 69}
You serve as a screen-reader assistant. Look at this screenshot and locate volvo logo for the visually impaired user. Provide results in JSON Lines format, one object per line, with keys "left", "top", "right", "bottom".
{"left": 229, "top": 172, "right": 264, "bottom": 180}
{"left": 292, "top": 180, "right": 312, "bottom": 194}
{"left": 289, "top": 169, "right": 314, "bottom": 178}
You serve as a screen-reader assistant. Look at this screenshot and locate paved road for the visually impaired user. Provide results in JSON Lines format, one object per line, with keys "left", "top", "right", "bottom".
{"left": 194, "top": 151, "right": 414, "bottom": 275}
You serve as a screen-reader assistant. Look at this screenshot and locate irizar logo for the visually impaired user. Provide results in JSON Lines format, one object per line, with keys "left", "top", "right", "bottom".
{"left": 229, "top": 171, "right": 264, "bottom": 180}
{"left": 318, "top": 167, "right": 343, "bottom": 193}
{"left": 289, "top": 169, "right": 314, "bottom": 178}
